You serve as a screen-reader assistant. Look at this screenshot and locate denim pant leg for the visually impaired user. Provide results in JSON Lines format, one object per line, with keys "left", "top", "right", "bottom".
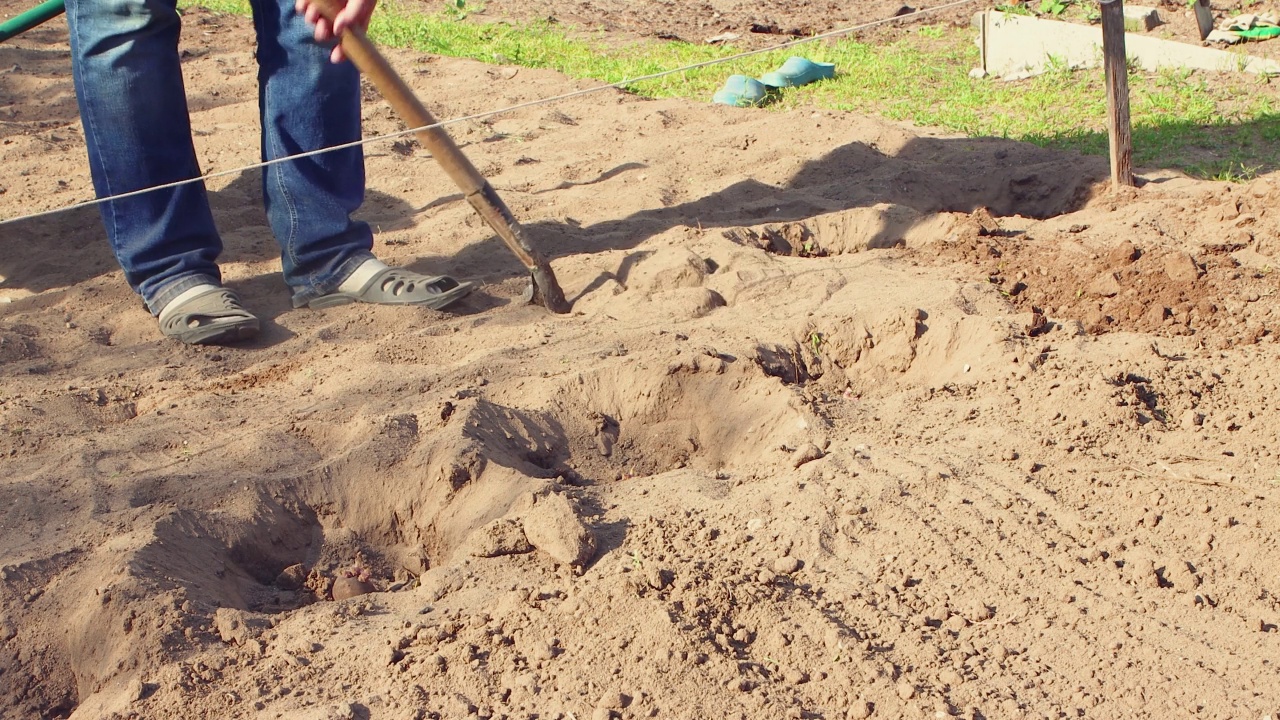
{"left": 250, "top": 0, "right": 375, "bottom": 307}
{"left": 66, "top": 0, "right": 223, "bottom": 314}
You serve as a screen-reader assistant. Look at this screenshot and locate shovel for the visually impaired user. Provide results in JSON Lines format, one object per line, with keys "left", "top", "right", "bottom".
{"left": 306, "top": 0, "right": 571, "bottom": 313}
{"left": 1193, "top": 0, "right": 1214, "bottom": 41}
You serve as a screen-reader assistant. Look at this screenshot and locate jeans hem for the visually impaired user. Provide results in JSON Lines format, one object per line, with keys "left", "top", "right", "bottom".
{"left": 147, "top": 272, "right": 223, "bottom": 316}
{"left": 289, "top": 250, "right": 376, "bottom": 308}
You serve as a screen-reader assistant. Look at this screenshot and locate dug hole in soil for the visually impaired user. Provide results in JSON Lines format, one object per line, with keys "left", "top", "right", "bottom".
{"left": 2, "top": 5, "right": 1280, "bottom": 720}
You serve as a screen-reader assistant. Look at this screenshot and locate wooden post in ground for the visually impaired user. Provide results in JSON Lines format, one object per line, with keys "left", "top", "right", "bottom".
{"left": 1101, "top": 0, "right": 1135, "bottom": 187}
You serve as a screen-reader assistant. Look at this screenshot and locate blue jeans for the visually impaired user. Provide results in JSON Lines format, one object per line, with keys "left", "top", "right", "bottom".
{"left": 65, "top": 0, "right": 375, "bottom": 311}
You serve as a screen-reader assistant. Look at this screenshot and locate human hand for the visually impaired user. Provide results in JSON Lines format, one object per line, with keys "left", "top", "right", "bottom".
{"left": 296, "top": 0, "right": 377, "bottom": 63}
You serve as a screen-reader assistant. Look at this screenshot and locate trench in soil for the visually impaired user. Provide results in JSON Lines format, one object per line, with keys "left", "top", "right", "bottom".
{"left": 25, "top": 350, "right": 830, "bottom": 717}
{"left": 14, "top": 184, "right": 1094, "bottom": 718}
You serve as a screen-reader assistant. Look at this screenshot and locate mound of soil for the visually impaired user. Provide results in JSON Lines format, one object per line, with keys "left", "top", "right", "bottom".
{"left": 2, "top": 5, "right": 1279, "bottom": 720}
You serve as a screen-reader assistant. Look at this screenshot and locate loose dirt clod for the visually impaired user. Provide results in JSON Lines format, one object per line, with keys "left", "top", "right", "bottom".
{"left": 275, "top": 563, "right": 308, "bottom": 590}
{"left": 772, "top": 556, "right": 804, "bottom": 574}
{"left": 596, "top": 690, "right": 627, "bottom": 709}
{"left": 784, "top": 669, "right": 810, "bottom": 685}
{"left": 791, "top": 443, "right": 825, "bottom": 468}
{"left": 1106, "top": 240, "right": 1140, "bottom": 267}
{"left": 465, "top": 518, "right": 535, "bottom": 558}
{"left": 213, "top": 608, "right": 269, "bottom": 646}
{"left": 1163, "top": 252, "right": 1202, "bottom": 284}
{"left": 331, "top": 576, "right": 376, "bottom": 601}
{"left": 966, "top": 600, "right": 994, "bottom": 622}
{"left": 522, "top": 493, "right": 597, "bottom": 566}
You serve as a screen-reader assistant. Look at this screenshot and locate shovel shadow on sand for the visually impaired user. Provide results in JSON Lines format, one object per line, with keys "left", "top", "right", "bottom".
{"left": 407, "top": 134, "right": 1110, "bottom": 288}
{"left": 0, "top": 131, "right": 1111, "bottom": 320}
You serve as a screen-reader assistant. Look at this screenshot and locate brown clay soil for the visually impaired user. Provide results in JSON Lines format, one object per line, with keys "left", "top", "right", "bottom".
{"left": 444, "top": 0, "right": 972, "bottom": 47}
{"left": 3, "top": 3, "right": 1280, "bottom": 720}
{"left": 450, "top": 0, "right": 1280, "bottom": 53}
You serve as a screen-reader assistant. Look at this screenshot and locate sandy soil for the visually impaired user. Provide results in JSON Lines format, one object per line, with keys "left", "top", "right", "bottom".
{"left": 3, "top": 3, "right": 1280, "bottom": 720}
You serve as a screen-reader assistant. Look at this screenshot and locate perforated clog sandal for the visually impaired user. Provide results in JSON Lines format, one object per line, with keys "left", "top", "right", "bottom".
{"left": 758, "top": 57, "right": 836, "bottom": 88}
{"left": 306, "top": 267, "right": 475, "bottom": 310}
{"left": 713, "top": 74, "right": 771, "bottom": 107}
{"left": 159, "top": 286, "right": 260, "bottom": 345}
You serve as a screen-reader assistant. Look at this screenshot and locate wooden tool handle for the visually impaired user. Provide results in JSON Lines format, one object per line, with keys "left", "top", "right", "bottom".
{"left": 303, "top": 0, "right": 570, "bottom": 312}
{"left": 327, "top": 23, "right": 486, "bottom": 192}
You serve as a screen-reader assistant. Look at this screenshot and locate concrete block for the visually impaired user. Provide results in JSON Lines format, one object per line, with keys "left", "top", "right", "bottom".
{"left": 1123, "top": 5, "right": 1161, "bottom": 32}
{"left": 977, "top": 10, "right": 1280, "bottom": 80}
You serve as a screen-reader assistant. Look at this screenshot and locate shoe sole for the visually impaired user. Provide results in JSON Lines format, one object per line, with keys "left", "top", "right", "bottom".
{"left": 183, "top": 318, "right": 261, "bottom": 345}
{"left": 307, "top": 280, "right": 476, "bottom": 311}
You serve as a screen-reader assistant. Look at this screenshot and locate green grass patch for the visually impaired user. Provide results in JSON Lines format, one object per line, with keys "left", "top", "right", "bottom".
{"left": 185, "top": 0, "right": 1280, "bottom": 179}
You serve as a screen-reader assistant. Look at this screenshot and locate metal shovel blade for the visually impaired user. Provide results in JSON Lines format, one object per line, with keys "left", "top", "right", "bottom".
{"left": 1194, "top": 0, "right": 1214, "bottom": 40}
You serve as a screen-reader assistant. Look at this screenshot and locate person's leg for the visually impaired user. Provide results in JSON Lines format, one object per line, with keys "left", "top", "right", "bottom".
{"left": 249, "top": 0, "right": 376, "bottom": 307}
{"left": 250, "top": 0, "right": 475, "bottom": 310}
{"left": 65, "top": 0, "right": 226, "bottom": 314}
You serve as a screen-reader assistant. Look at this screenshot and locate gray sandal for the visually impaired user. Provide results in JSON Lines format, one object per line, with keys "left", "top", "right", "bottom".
{"left": 159, "top": 287, "right": 260, "bottom": 345}
{"left": 307, "top": 268, "right": 475, "bottom": 310}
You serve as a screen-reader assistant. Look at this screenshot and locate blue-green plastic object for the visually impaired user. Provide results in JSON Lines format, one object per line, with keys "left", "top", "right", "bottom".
{"left": 759, "top": 56, "right": 837, "bottom": 88}
{"left": 713, "top": 74, "right": 769, "bottom": 108}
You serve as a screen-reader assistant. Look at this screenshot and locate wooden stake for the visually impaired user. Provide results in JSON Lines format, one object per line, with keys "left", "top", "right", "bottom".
{"left": 1101, "top": 0, "right": 1135, "bottom": 187}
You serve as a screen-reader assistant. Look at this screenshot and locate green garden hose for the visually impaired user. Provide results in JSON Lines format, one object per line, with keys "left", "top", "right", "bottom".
{"left": 0, "top": 0, "right": 66, "bottom": 43}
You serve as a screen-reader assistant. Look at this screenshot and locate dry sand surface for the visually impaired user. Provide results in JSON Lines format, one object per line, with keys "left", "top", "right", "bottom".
{"left": 3, "top": 4, "right": 1280, "bottom": 719}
